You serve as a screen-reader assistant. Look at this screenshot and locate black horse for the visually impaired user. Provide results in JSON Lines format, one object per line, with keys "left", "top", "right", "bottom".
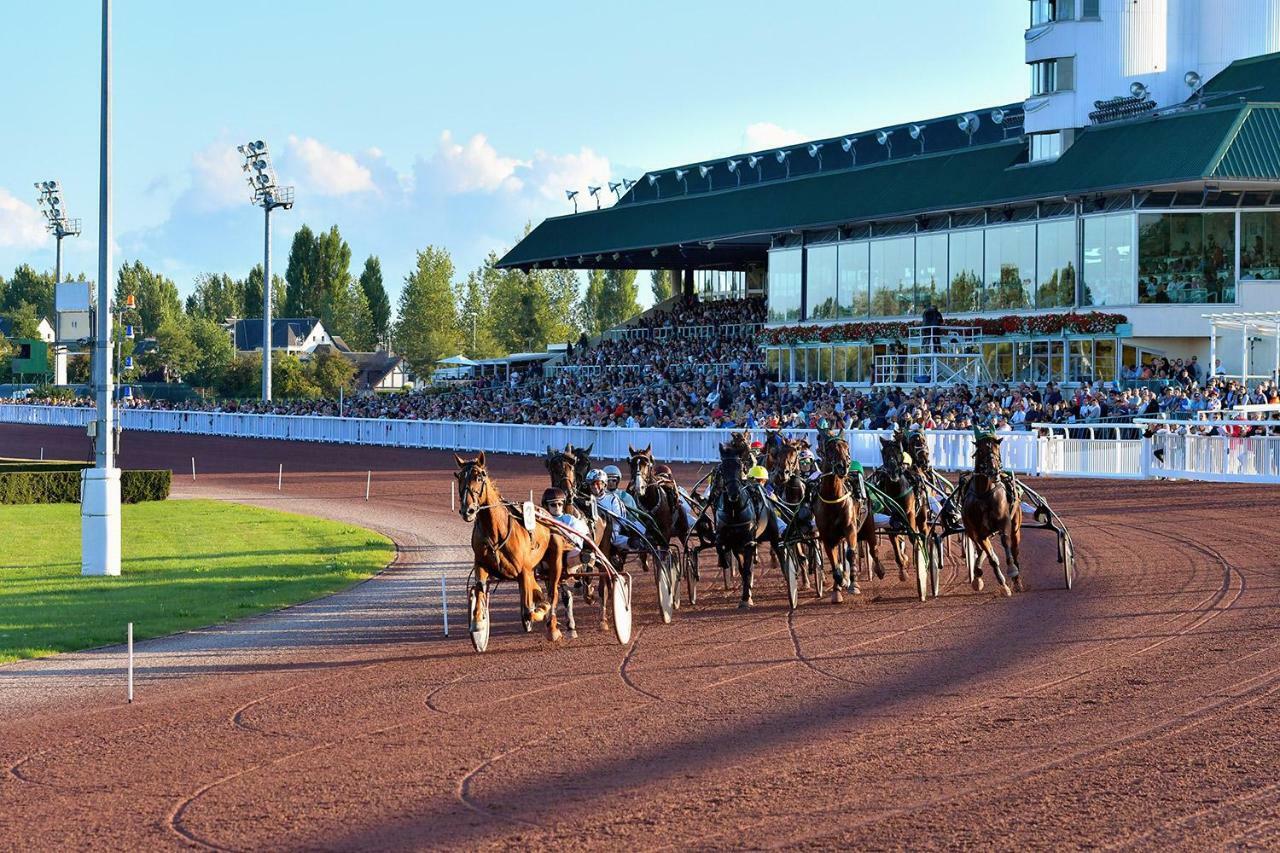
{"left": 713, "top": 443, "right": 782, "bottom": 608}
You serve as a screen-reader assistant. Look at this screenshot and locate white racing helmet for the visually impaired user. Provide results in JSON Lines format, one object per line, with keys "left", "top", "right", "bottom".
{"left": 585, "top": 468, "right": 607, "bottom": 484}
{"left": 603, "top": 464, "right": 623, "bottom": 479}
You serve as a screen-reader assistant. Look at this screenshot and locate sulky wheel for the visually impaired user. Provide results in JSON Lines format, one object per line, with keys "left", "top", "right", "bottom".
{"left": 685, "top": 552, "right": 699, "bottom": 606}
{"left": 1062, "top": 533, "right": 1075, "bottom": 591}
{"left": 656, "top": 554, "right": 676, "bottom": 625}
{"left": 929, "top": 534, "right": 944, "bottom": 599}
{"left": 611, "top": 573, "right": 633, "bottom": 644}
{"left": 782, "top": 548, "right": 800, "bottom": 611}
{"left": 468, "top": 586, "right": 491, "bottom": 654}
{"left": 915, "top": 539, "right": 930, "bottom": 602}
{"left": 808, "top": 540, "right": 825, "bottom": 599}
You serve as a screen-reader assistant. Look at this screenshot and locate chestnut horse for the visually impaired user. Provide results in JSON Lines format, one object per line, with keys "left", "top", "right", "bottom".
{"left": 457, "top": 452, "right": 568, "bottom": 642}
{"left": 959, "top": 434, "right": 1023, "bottom": 596}
{"left": 812, "top": 437, "right": 863, "bottom": 603}
{"left": 545, "top": 445, "right": 611, "bottom": 634}
{"left": 859, "top": 434, "right": 925, "bottom": 583}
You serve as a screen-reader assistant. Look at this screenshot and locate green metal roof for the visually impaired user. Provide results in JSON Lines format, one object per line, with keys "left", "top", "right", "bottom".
{"left": 499, "top": 52, "right": 1280, "bottom": 271}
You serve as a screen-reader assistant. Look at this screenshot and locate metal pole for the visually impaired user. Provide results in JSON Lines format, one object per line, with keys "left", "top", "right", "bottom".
{"left": 278, "top": 462, "right": 283, "bottom": 491}
{"left": 440, "top": 575, "right": 449, "bottom": 637}
{"left": 1210, "top": 322, "right": 1217, "bottom": 381}
{"left": 262, "top": 205, "right": 272, "bottom": 402}
{"left": 127, "top": 622, "right": 133, "bottom": 703}
{"left": 95, "top": 0, "right": 113, "bottom": 471}
{"left": 365, "top": 470, "right": 371, "bottom": 501}
{"left": 1242, "top": 325, "right": 1249, "bottom": 384}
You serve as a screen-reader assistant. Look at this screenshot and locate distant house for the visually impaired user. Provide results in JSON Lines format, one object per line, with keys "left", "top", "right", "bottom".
{"left": 343, "top": 351, "right": 409, "bottom": 391}
{"left": 0, "top": 317, "right": 55, "bottom": 344}
{"left": 231, "top": 318, "right": 343, "bottom": 355}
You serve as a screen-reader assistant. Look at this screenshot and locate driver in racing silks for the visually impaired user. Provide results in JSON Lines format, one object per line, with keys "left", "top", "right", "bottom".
{"left": 541, "top": 487, "right": 589, "bottom": 566}
{"left": 653, "top": 463, "right": 700, "bottom": 531}
{"left": 596, "top": 464, "right": 646, "bottom": 551}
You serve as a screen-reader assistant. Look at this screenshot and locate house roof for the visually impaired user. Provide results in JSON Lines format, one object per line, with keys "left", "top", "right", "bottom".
{"left": 498, "top": 52, "right": 1280, "bottom": 272}
{"left": 233, "top": 318, "right": 321, "bottom": 351}
{"left": 342, "top": 351, "right": 404, "bottom": 387}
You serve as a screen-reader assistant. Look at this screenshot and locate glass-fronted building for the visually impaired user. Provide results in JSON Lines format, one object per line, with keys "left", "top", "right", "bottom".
{"left": 500, "top": 48, "right": 1280, "bottom": 385}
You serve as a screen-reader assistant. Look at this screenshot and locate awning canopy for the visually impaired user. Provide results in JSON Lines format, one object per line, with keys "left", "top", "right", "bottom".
{"left": 498, "top": 52, "right": 1280, "bottom": 273}
{"left": 436, "top": 354, "right": 479, "bottom": 366}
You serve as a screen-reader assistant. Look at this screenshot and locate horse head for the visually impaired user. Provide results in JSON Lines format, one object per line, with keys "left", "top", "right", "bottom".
{"left": 973, "top": 434, "right": 1003, "bottom": 478}
{"left": 823, "top": 438, "right": 851, "bottom": 477}
{"left": 546, "top": 446, "right": 578, "bottom": 494}
{"left": 907, "top": 430, "right": 931, "bottom": 471}
{"left": 879, "top": 435, "right": 907, "bottom": 477}
{"left": 627, "top": 443, "right": 655, "bottom": 495}
{"left": 569, "top": 442, "right": 594, "bottom": 484}
{"left": 772, "top": 441, "right": 800, "bottom": 488}
{"left": 454, "top": 451, "right": 490, "bottom": 523}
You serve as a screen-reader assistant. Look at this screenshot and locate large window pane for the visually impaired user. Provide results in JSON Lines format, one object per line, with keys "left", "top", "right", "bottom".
{"left": 806, "top": 244, "right": 838, "bottom": 320}
{"left": 1082, "top": 213, "right": 1134, "bottom": 306}
{"left": 984, "top": 224, "right": 1036, "bottom": 309}
{"left": 1095, "top": 339, "right": 1116, "bottom": 382}
{"left": 1241, "top": 212, "right": 1280, "bottom": 280}
{"left": 869, "top": 237, "right": 915, "bottom": 317}
{"left": 916, "top": 233, "right": 948, "bottom": 314}
{"left": 1036, "top": 218, "right": 1077, "bottom": 308}
{"left": 948, "top": 229, "right": 983, "bottom": 312}
{"left": 767, "top": 248, "right": 802, "bottom": 322}
{"left": 1138, "top": 212, "right": 1235, "bottom": 304}
{"left": 837, "top": 241, "right": 870, "bottom": 317}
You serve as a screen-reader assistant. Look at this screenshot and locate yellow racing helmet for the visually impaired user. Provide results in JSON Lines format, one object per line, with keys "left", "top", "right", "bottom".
{"left": 902, "top": 452, "right": 913, "bottom": 465}
{"left": 748, "top": 465, "right": 769, "bottom": 481}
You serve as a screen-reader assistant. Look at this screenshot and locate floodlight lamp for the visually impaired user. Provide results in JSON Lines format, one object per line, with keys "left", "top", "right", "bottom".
{"left": 675, "top": 168, "right": 688, "bottom": 181}
{"left": 565, "top": 189, "right": 578, "bottom": 200}
{"left": 612, "top": 253, "right": 620, "bottom": 261}
{"left": 807, "top": 143, "right": 822, "bottom": 158}
{"left": 1129, "top": 81, "right": 1148, "bottom": 98}
{"left": 622, "top": 178, "right": 636, "bottom": 190}
{"left": 908, "top": 124, "right": 923, "bottom": 140}
{"left": 609, "top": 180, "right": 622, "bottom": 193}
{"left": 747, "top": 155, "right": 762, "bottom": 168}
{"left": 876, "top": 130, "right": 891, "bottom": 145}
{"left": 253, "top": 140, "right": 266, "bottom": 152}
{"left": 726, "top": 159, "right": 740, "bottom": 172}
{"left": 49, "top": 195, "right": 61, "bottom": 206}
{"left": 256, "top": 174, "right": 272, "bottom": 187}
{"left": 840, "top": 137, "right": 855, "bottom": 152}
{"left": 698, "top": 164, "right": 712, "bottom": 178}
{"left": 647, "top": 173, "right": 660, "bottom": 186}
{"left": 1184, "top": 70, "right": 1202, "bottom": 89}
{"left": 253, "top": 159, "right": 269, "bottom": 171}
{"left": 775, "top": 149, "right": 790, "bottom": 163}
{"left": 650, "top": 248, "right": 659, "bottom": 258}
{"left": 991, "top": 109, "right": 1006, "bottom": 125}
{"left": 588, "top": 185, "right": 602, "bottom": 196}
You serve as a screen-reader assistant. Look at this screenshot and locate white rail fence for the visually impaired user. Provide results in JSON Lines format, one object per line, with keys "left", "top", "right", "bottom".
{"left": 3, "top": 404, "right": 1278, "bottom": 483}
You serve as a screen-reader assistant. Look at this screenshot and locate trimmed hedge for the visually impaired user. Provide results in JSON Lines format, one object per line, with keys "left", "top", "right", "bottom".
{"left": 0, "top": 469, "right": 171, "bottom": 505}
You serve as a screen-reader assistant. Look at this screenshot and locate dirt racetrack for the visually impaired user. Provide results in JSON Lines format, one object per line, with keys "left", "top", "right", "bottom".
{"left": 1, "top": 423, "right": 1279, "bottom": 850}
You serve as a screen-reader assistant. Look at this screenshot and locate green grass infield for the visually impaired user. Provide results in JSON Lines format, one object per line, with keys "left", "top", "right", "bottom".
{"left": 0, "top": 499, "right": 396, "bottom": 663}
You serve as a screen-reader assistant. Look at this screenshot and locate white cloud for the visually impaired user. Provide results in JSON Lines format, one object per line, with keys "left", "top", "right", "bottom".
{"left": 744, "top": 121, "right": 806, "bottom": 151}
{"left": 0, "top": 188, "right": 47, "bottom": 249}
{"left": 423, "top": 130, "right": 526, "bottom": 194}
{"left": 286, "top": 135, "right": 376, "bottom": 197}
{"left": 523, "top": 147, "right": 611, "bottom": 202}
{"left": 189, "top": 142, "right": 250, "bottom": 212}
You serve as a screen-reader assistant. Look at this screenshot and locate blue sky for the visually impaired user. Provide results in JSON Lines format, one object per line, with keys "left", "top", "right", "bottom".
{"left": 0, "top": 1, "right": 1027, "bottom": 309}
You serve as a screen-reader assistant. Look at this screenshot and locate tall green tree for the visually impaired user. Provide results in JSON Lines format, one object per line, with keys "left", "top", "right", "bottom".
{"left": 307, "top": 349, "right": 357, "bottom": 397}
{"left": 151, "top": 318, "right": 200, "bottom": 381}
{"left": 327, "top": 278, "right": 377, "bottom": 351}
{"left": 243, "top": 263, "right": 285, "bottom": 320}
{"left": 650, "top": 269, "right": 674, "bottom": 304}
{"left": 395, "top": 246, "right": 461, "bottom": 373}
{"left": 314, "top": 225, "right": 353, "bottom": 328}
{"left": 283, "top": 224, "right": 318, "bottom": 317}
{"left": 187, "top": 317, "right": 236, "bottom": 390}
{"left": 454, "top": 264, "right": 501, "bottom": 359}
{"left": 576, "top": 269, "right": 607, "bottom": 337}
{"left": 358, "top": 256, "right": 392, "bottom": 348}
{"left": 115, "top": 260, "right": 181, "bottom": 338}
{"left": 185, "top": 272, "right": 245, "bottom": 322}
{"left": 601, "top": 269, "right": 640, "bottom": 330}
{"left": 2, "top": 265, "right": 56, "bottom": 319}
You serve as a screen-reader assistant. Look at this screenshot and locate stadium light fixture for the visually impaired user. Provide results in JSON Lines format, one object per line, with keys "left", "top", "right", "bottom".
{"left": 35, "top": 179, "right": 82, "bottom": 333}
{"left": 647, "top": 172, "right": 662, "bottom": 199}
{"left": 609, "top": 180, "right": 624, "bottom": 199}
{"left": 622, "top": 177, "right": 636, "bottom": 190}
{"left": 588, "top": 185, "right": 603, "bottom": 208}
{"left": 807, "top": 142, "right": 824, "bottom": 170}
{"left": 726, "top": 158, "right": 742, "bottom": 185}
{"left": 775, "top": 149, "right": 791, "bottom": 177}
{"left": 566, "top": 189, "right": 579, "bottom": 212}
{"left": 698, "top": 164, "right": 714, "bottom": 190}
{"left": 1130, "top": 81, "right": 1148, "bottom": 99}
{"left": 1184, "top": 70, "right": 1202, "bottom": 89}
{"left": 674, "top": 168, "right": 690, "bottom": 193}
{"left": 957, "top": 113, "right": 980, "bottom": 144}
{"left": 747, "top": 154, "right": 764, "bottom": 180}
{"left": 840, "top": 137, "right": 857, "bottom": 165}
{"left": 876, "top": 129, "right": 893, "bottom": 158}
{"left": 236, "top": 138, "right": 294, "bottom": 403}
{"left": 908, "top": 123, "right": 926, "bottom": 153}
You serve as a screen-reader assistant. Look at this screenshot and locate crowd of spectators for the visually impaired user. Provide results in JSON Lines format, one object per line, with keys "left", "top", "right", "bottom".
{"left": 4, "top": 295, "right": 1278, "bottom": 434}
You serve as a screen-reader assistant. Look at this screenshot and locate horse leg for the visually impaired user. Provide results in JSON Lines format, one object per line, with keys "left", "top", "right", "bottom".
{"left": 518, "top": 570, "right": 542, "bottom": 625}
{"left": 559, "top": 567, "right": 578, "bottom": 639}
{"left": 1005, "top": 525, "right": 1026, "bottom": 593}
{"left": 544, "top": 555, "right": 564, "bottom": 642}
{"left": 825, "top": 541, "right": 844, "bottom": 604}
{"left": 471, "top": 565, "right": 490, "bottom": 631}
{"left": 739, "top": 549, "right": 754, "bottom": 609}
{"left": 891, "top": 533, "right": 909, "bottom": 583}
{"left": 979, "top": 534, "right": 1011, "bottom": 597}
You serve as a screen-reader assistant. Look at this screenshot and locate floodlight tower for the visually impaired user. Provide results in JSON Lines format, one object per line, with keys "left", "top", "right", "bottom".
{"left": 35, "top": 180, "right": 81, "bottom": 385}
{"left": 83, "top": 0, "right": 119, "bottom": 576}
{"left": 237, "top": 140, "right": 294, "bottom": 402}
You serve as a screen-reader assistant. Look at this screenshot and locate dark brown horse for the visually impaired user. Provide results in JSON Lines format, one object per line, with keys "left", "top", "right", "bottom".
{"left": 713, "top": 444, "right": 782, "bottom": 608}
{"left": 959, "top": 434, "right": 1023, "bottom": 596}
{"left": 627, "top": 444, "right": 683, "bottom": 552}
{"left": 812, "top": 437, "right": 863, "bottom": 603}
{"left": 457, "top": 452, "right": 568, "bottom": 643}
{"left": 860, "top": 434, "right": 925, "bottom": 583}
{"left": 544, "top": 445, "right": 610, "bottom": 633}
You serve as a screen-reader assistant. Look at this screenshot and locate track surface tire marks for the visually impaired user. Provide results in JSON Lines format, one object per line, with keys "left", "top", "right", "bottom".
{"left": 0, "top": 425, "right": 1278, "bottom": 849}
